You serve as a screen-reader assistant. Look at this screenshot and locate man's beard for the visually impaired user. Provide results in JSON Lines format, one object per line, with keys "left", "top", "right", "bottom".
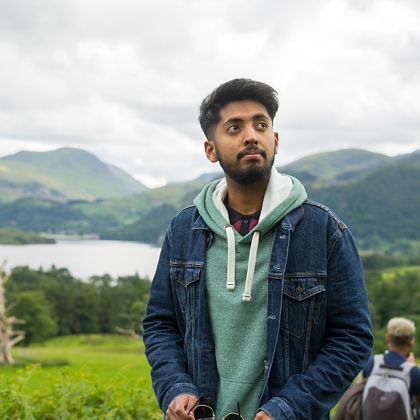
{"left": 216, "top": 146, "right": 275, "bottom": 185}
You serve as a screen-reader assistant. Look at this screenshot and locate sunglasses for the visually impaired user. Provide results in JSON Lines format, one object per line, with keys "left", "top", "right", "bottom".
{"left": 189, "top": 397, "right": 243, "bottom": 420}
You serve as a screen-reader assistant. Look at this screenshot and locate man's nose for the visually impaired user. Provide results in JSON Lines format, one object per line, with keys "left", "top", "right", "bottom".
{"left": 243, "top": 126, "right": 258, "bottom": 144}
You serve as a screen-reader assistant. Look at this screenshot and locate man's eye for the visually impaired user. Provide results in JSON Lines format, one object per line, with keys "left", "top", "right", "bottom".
{"left": 257, "top": 122, "right": 268, "bottom": 129}
{"left": 227, "top": 125, "right": 239, "bottom": 132}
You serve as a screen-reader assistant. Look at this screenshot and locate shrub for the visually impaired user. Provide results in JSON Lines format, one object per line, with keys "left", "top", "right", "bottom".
{"left": 0, "top": 364, "right": 161, "bottom": 419}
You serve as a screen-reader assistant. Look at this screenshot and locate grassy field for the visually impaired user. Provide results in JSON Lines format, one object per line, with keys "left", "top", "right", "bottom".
{"left": 0, "top": 334, "right": 161, "bottom": 419}
{"left": 1, "top": 334, "right": 152, "bottom": 390}
{"left": 374, "top": 264, "right": 420, "bottom": 282}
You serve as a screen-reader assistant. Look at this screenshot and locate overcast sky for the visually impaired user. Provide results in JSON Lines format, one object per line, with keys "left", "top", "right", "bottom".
{"left": 1, "top": 0, "right": 419, "bottom": 188}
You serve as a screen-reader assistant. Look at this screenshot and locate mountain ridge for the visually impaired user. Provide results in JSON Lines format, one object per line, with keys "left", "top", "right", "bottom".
{"left": 0, "top": 147, "right": 419, "bottom": 253}
{"left": 0, "top": 147, "right": 147, "bottom": 204}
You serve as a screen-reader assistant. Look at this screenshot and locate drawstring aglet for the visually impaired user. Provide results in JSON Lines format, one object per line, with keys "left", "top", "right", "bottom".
{"left": 242, "top": 293, "right": 252, "bottom": 302}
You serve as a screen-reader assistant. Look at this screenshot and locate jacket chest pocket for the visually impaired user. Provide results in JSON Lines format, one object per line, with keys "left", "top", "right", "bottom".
{"left": 170, "top": 264, "right": 202, "bottom": 319}
{"left": 281, "top": 275, "right": 325, "bottom": 338}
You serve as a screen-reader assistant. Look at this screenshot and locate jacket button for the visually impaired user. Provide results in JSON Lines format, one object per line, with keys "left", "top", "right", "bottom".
{"left": 296, "top": 286, "right": 303, "bottom": 294}
{"left": 210, "top": 345, "right": 215, "bottom": 352}
{"left": 205, "top": 397, "right": 212, "bottom": 405}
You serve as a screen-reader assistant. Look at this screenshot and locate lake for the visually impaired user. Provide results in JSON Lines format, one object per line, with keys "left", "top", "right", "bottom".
{"left": 0, "top": 240, "right": 162, "bottom": 281}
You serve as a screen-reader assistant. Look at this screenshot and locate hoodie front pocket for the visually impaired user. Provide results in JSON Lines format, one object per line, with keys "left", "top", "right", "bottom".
{"left": 281, "top": 275, "right": 326, "bottom": 338}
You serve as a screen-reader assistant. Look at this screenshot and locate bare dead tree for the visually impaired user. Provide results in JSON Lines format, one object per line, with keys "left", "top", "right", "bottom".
{"left": 0, "top": 259, "right": 26, "bottom": 364}
{"left": 115, "top": 326, "right": 141, "bottom": 340}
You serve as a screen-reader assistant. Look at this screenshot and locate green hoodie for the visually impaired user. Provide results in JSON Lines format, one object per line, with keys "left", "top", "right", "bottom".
{"left": 193, "top": 168, "right": 307, "bottom": 420}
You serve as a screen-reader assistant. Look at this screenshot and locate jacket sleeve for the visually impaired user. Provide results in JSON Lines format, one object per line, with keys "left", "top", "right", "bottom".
{"left": 261, "top": 227, "right": 374, "bottom": 420}
{"left": 142, "top": 222, "right": 198, "bottom": 412}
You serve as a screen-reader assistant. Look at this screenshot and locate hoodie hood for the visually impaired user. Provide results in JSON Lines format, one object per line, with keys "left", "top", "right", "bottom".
{"left": 193, "top": 167, "right": 307, "bottom": 301}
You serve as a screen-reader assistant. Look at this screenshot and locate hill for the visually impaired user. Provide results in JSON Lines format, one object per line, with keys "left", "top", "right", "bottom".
{"left": 193, "top": 149, "right": 391, "bottom": 187}
{"left": 0, "top": 148, "right": 147, "bottom": 204}
{"left": 0, "top": 227, "right": 54, "bottom": 244}
{"left": 308, "top": 152, "right": 420, "bottom": 250}
{"left": 0, "top": 148, "right": 419, "bottom": 252}
{"left": 278, "top": 148, "right": 392, "bottom": 181}
{"left": 85, "top": 149, "right": 420, "bottom": 250}
{"left": 0, "top": 179, "right": 207, "bottom": 237}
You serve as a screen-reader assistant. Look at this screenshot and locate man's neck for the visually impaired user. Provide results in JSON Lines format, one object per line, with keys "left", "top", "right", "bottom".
{"left": 225, "top": 177, "right": 269, "bottom": 215}
{"left": 388, "top": 345, "right": 412, "bottom": 358}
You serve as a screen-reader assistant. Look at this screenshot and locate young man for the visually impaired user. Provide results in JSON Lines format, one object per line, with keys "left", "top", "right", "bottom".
{"left": 143, "top": 78, "right": 374, "bottom": 420}
{"left": 363, "top": 317, "right": 420, "bottom": 401}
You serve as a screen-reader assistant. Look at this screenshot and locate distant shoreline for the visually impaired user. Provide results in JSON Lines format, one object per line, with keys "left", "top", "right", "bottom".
{"left": 43, "top": 233, "right": 100, "bottom": 241}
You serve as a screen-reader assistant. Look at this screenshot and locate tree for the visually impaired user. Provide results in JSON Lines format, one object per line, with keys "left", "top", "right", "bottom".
{"left": 10, "top": 291, "right": 57, "bottom": 345}
{"left": 0, "top": 260, "right": 26, "bottom": 364}
{"left": 113, "top": 274, "right": 151, "bottom": 334}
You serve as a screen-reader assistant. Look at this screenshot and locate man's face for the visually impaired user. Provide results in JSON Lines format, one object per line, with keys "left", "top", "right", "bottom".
{"left": 204, "top": 100, "right": 279, "bottom": 185}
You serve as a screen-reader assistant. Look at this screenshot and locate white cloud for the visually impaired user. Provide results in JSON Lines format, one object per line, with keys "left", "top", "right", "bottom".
{"left": 133, "top": 173, "right": 168, "bottom": 189}
{"left": 0, "top": 0, "right": 419, "bottom": 185}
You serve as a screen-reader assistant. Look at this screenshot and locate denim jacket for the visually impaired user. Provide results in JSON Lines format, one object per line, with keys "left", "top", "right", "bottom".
{"left": 143, "top": 199, "right": 374, "bottom": 420}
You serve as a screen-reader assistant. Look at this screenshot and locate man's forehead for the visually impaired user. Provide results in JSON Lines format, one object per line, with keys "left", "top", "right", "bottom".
{"left": 219, "top": 100, "right": 270, "bottom": 122}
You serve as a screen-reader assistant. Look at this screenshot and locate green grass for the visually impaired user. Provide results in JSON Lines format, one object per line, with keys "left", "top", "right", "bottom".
{"left": 0, "top": 334, "right": 161, "bottom": 419}
{"left": 372, "top": 265, "right": 420, "bottom": 282}
{"left": 0, "top": 227, "right": 55, "bottom": 244}
{"left": 0, "top": 334, "right": 152, "bottom": 392}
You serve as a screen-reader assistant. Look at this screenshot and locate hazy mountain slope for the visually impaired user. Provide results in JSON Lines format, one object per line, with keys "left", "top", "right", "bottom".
{"left": 1, "top": 148, "right": 418, "bottom": 251}
{"left": 0, "top": 148, "right": 147, "bottom": 203}
{"left": 278, "top": 149, "right": 392, "bottom": 181}
{"left": 73, "top": 179, "right": 207, "bottom": 224}
{"left": 0, "top": 180, "right": 207, "bottom": 235}
{"left": 0, "top": 197, "right": 120, "bottom": 234}
{"left": 75, "top": 150, "right": 420, "bottom": 247}
{"left": 310, "top": 153, "right": 420, "bottom": 246}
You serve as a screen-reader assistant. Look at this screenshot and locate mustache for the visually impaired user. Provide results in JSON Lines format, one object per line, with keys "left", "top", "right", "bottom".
{"left": 237, "top": 146, "right": 267, "bottom": 159}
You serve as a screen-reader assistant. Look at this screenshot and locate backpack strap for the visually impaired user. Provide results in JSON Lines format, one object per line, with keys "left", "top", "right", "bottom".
{"left": 371, "top": 354, "right": 415, "bottom": 391}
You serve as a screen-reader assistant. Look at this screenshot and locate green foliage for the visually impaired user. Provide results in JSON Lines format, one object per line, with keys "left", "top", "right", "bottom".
{"left": 0, "top": 227, "right": 54, "bottom": 245}
{"left": 0, "top": 364, "right": 161, "bottom": 419}
{"left": 311, "top": 159, "right": 420, "bottom": 247}
{"left": 0, "top": 198, "right": 120, "bottom": 235}
{"left": 0, "top": 180, "right": 205, "bottom": 239}
{"left": 6, "top": 267, "right": 152, "bottom": 344}
{"left": 11, "top": 291, "right": 58, "bottom": 345}
{"left": 0, "top": 334, "right": 160, "bottom": 418}
{"left": 101, "top": 203, "right": 177, "bottom": 244}
{"left": 113, "top": 275, "right": 151, "bottom": 333}
{"left": 364, "top": 266, "right": 420, "bottom": 354}
{"left": 361, "top": 252, "right": 420, "bottom": 269}
{"left": 40, "top": 333, "right": 143, "bottom": 349}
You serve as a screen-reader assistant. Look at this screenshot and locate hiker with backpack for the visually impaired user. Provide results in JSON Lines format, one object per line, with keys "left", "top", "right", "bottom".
{"left": 361, "top": 317, "right": 420, "bottom": 420}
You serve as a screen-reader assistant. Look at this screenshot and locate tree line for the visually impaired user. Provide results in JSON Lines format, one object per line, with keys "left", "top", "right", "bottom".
{"left": 3, "top": 253, "right": 420, "bottom": 353}
{"left": 5, "top": 266, "right": 151, "bottom": 345}
{"left": 362, "top": 253, "right": 420, "bottom": 355}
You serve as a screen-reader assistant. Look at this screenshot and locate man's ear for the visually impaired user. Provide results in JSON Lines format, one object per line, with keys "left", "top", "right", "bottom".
{"left": 274, "top": 132, "right": 279, "bottom": 155}
{"left": 204, "top": 140, "right": 218, "bottom": 163}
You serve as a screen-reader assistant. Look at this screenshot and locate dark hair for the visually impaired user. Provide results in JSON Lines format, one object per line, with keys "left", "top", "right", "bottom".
{"left": 389, "top": 334, "right": 414, "bottom": 347}
{"left": 198, "top": 78, "right": 279, "bottom": 139}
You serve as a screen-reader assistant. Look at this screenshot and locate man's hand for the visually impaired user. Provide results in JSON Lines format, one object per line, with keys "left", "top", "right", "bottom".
{"left": 407, "top": 351, "right": 416, "bottom": 363}
{"left": 166, "top": 394, "right": 198, "bottom": 420}
{"left": 254, "top": 410, "right": 273, "bottom": 419}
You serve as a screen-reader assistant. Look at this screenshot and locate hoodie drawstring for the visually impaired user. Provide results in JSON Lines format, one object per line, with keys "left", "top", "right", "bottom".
{"left": 225, "top": 226, "right": 260, "bottom": 302}
{"left": 242, "top": 231, "right": 260, "bottom": 302}
{"left": 225, "top": 226, "right": 236, "bottom": 290}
